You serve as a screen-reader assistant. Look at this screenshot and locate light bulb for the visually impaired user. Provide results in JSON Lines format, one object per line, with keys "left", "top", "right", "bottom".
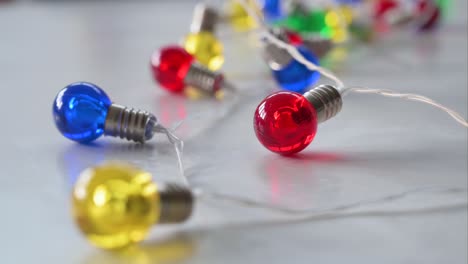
{"left": 262, "top": 42, "right": 320, "bottom": 93}
{"left": 53, "top": 82, "right": 162, "bottom": 143}
{"left": 72, "top": 163, "right": 193, "bottom": 249}
{"left": 415, "top": 0, "right": 440, "bottom": 31}
{"left": 226, "top": 0, "right": 259, "bottom": 32}
{"left": 262, "top": 0, "right": 284, "bottom": 21}
{"left": 253, "top": 85, "right": 343, "bottom": 155}
{"left": 151, "top": 45, "right": 230, "bottom": 96}
{"left": 278, "top": 4, "right": 351, "bottom": 43}
{"left": 183, "top": 4, "right": 224, "bottom": 70}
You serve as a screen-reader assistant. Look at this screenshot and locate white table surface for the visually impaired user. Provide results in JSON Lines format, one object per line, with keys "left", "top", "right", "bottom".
{"left": 0, "top": 1, "right": 467, "bottom": 263}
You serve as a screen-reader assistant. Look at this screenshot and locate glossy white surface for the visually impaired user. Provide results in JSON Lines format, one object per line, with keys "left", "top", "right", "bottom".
{"left": 0, "top": 1, "right": 466, "bottom": 263}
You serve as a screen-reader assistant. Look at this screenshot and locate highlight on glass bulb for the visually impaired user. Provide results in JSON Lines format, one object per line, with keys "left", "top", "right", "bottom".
{"left": 53, "top": 82, "right": 162, "bottom": 144}
{"left": 72, "top": 163, "right": 193, "bottom": 249}
{"left": 253, "top": 85, "right": 343, "bottom": 155}
{"left": 151, "top": 45, "right": 230, "bottom": 96}
{"left": 261, "top": 0, "right": 284, "bottom": 21}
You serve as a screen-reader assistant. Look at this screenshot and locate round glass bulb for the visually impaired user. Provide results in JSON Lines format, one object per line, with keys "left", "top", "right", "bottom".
{"left": 72, "top": 163, "right": 160, "bottom": 249}
{"left": 53, "top": 82, "right": 111, "bottom": 143}
{"left": 271, "top": 46, "right": 320, "bottom": 93}
{"left": 183, "top": 32, "right": 224, "bottom": 71}
{"left": 227, "top": 0, "right": 259, "bottom": 31}
{"left": 262, "top": 0, "right": 284, "bottom": 21}
{"left": 416, "top": 0, "right": 440, "bottom": 31}
{"left": 151, "top": 45, "right": 194, "bottom": 93}
{"left": 253, "top": 91, "right": 318, "bottom": 155}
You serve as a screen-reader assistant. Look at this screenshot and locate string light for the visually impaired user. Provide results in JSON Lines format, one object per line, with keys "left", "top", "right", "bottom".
{"left": 71, "top": 163, "right": 467, "bottom": 250}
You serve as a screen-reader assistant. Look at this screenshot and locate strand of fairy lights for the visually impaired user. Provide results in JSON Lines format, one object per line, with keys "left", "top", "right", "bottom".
{"left": 237, "top": 0, "right": 468, "bottom": 127}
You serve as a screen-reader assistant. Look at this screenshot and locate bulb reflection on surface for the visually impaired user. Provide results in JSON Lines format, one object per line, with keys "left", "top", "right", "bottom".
{"left": 83, "top": 235, "right": 196, "bottom": 264}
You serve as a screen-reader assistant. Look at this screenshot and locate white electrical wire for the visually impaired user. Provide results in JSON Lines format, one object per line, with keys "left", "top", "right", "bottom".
{"left": 236, "top": 0, "right": 346, "bottom": 89}
{"left": 154, "top": 123, "right": 187, "bottom": 186}
{"left": 346, "top": 87, "right": 468, "bottom": 127}
{"left": 196, "top": 185, "right": 467, "bottom": 215}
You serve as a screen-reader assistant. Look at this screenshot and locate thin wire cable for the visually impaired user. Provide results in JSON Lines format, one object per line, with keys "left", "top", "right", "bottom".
{"left": 154, "top": 124, "right": 188, "bottom": 186}
{"left": 347, "top": 87, "right": 468, "bottom": 127}
{"left": 196, "top": 186, "right": 467, "bottom": 215}
{"left": 236, "top": 0, "right": 346, "bottom": 89}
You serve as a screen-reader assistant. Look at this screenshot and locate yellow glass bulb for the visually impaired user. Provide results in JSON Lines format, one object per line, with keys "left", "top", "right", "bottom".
{"left": 227, "top": 0, "right": 260, "bottom": 32}
{"left": 183, "top": 32, "right": 224, "bottom": 71}
{"left": 72, "top": 163, "right": 160, "bottom": 250}
{"left": 325, "top": 6, "right": 353, "bottom": 44}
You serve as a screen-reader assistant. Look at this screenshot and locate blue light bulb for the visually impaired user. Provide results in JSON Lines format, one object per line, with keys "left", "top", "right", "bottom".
{"left": 271, "top": 46, "right": 320, "bottom": 93}
{"left": 262, "top": 0, "right": 284, "bottom": 22}
{"left": 53, "top": 82, "right": 111, "bottom": 143}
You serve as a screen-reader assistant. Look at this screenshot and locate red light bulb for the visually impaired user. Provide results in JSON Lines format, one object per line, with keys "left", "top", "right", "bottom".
{"left": 284, "top": 30, "right": 303, "bottom": 46}
{"left": 151, "top": 45, "right": 194, "bottom": 93}
{"left": 254, "top": 91, "right": 318, "bottom": 155}
{"left": 374, "top": 0, "right": 399, "bottom": 19}
{"left": 416, "top": 0, "right": 440, "bottom": 31}
{"left": 151, "top": 45, "right": 227, "bottom": 95}
{"left": 254, "top": 85, "right": 343, "bottom": 155}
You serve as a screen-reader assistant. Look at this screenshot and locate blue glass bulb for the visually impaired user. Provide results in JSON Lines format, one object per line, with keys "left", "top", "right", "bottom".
{"left": 271, "top": 46, "right": 320, "bottom": 93}
{"left": 261, "top": 0, "right": 284, "bottom": 22}
{"left": 53, "top": 82, "right": 112, "bottom": 143}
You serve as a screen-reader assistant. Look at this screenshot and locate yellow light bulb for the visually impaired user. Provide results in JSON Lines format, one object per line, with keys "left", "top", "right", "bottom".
{"left": 183, "top": 32, "right": 224, "bottom": 71}
{"left": 72, "top": 163, "right": 193, "bottom": 250}
{"left": 226, "top": 0, "right": 260, "bottom": 32}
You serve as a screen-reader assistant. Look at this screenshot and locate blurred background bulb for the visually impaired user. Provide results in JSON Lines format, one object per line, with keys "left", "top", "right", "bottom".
{"left": 184, "top": 32, "right": 224, "bottom": 71}
{"left": 263, "top": 42, "right": 321, "bottom": 93}
{"left": 72, "top": 163, "right": 193, "bottom": 249}
{"left": 183, "top": 3, "right": 224, "bottom": 70}
{"left": 226, "top": 0, "right": 260, "bottom": 31}
{"left": 151, "top": 45, "right": 228, "bottom": 96}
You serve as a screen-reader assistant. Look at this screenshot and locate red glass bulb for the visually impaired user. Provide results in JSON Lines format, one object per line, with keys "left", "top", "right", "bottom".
{"left": 151, "top": 45, "right": 194, "bottom": 93}
{"left": 416, "top": 0, "right": 440, "bottom": 31}
{"left": 374, "top": 0, "right": 398, "bottom": 19}
{"left": 253, "top": 91, "right": 318, "bottom": 155}
{"left": 285, "top": 30, "right": 303, "bottom": 46}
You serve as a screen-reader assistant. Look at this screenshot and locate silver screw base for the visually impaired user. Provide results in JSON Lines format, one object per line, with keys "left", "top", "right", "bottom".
{"left": 190, "top": 3, "right": 219, "bottom": 33}
{"left": 301, "top": 37, "right": 333, "bottom": 59}
{"left": 104, "top": 104, "right": 157, "bottom": 143}
{"left": 158, "top": 183, "right": 193, "bottom": 224}
{"left": 303, "top": 85, "right": 343, "bottom": 124}
{"left": 262, "top": 42, "right": 294, "bottom": 71}
{"left": 184, "top": 63, "right": 224, "bottom": 94}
